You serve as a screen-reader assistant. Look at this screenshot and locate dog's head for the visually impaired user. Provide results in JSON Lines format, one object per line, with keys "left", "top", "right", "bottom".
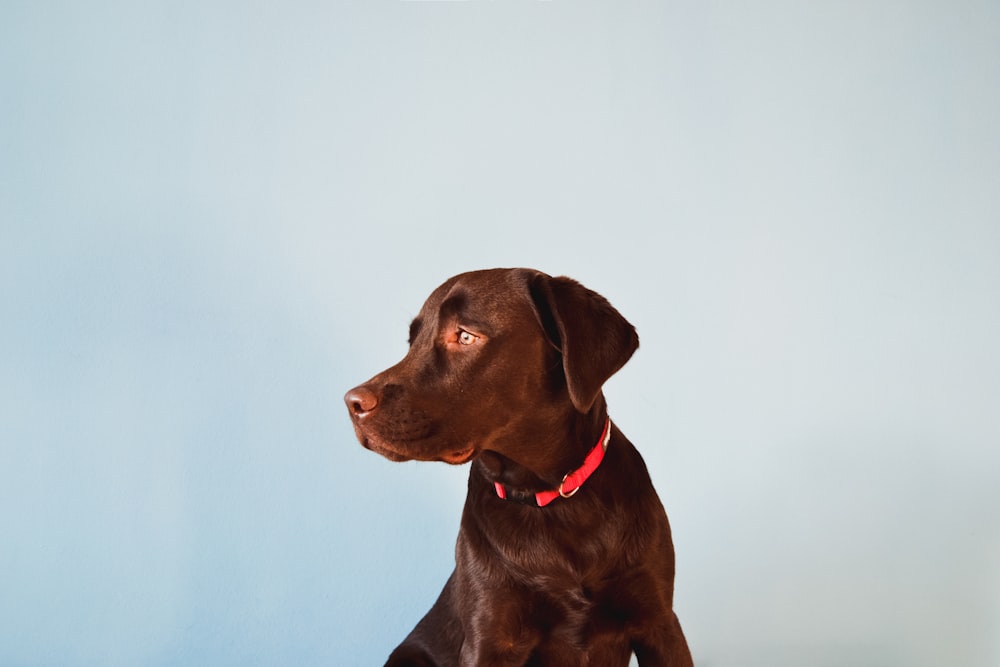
{"left": 344, "top": 268, "right": 638, "bottom": 467}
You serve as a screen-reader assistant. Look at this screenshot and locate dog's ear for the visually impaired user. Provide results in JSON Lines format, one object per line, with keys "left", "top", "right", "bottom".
{"left": 527, "top": 273, "right": 639, "bottom": 413}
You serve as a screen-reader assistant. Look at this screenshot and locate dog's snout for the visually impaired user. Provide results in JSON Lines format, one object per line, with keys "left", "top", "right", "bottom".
{"left": 345, "top": 386, "right": 379, "bottom": 417}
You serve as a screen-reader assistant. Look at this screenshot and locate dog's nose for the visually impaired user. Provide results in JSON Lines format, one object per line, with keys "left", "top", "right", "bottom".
{"left": 345, "top": 386, "right": 379, "bottom": 417}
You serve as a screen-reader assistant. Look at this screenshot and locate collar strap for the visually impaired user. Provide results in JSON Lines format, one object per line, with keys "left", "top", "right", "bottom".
{"left": 493, "top": 418, "right": 612, "bottom": 507}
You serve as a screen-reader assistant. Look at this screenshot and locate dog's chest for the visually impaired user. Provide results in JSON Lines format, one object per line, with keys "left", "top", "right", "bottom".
{"left": 485, "top": 514, "right": 639, "bottom": 606}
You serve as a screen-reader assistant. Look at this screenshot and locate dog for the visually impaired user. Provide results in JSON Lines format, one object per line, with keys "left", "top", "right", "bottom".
{"left": 345, "top": 268, "right": 692, "bottom": 666}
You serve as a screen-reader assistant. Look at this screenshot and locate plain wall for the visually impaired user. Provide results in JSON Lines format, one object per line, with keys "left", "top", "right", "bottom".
{"left": 2, "top": 2, "right": 998, "bottom": 666}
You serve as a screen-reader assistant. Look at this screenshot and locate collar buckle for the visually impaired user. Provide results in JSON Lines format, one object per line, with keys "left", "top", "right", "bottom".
{"left": 558, "top": 472, "right": 581, "bottom": 499}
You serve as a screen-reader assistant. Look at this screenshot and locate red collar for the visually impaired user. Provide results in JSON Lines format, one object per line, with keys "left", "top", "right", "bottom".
{"left": 493, "top": 418, "right": 612, "bottom": 507}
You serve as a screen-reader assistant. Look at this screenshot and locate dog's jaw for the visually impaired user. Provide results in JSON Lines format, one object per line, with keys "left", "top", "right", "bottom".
{"left": 357, "top": 435, "right": 410, "bottom": 462}
{"left": 357, "top": 429, "right": 477, "bottom": 465}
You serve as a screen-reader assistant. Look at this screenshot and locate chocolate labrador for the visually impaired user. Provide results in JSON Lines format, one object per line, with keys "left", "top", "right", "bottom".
{"left": 345, "top": 268, "right": 692, "bottom": 667}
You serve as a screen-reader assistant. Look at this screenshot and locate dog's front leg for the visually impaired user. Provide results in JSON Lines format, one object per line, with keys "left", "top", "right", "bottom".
{"left": 632, "top": 611, "right": 693, "bottom": 667}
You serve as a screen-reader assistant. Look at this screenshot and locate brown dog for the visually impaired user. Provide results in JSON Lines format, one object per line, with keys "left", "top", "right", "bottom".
{"left": 345, "top": 268, "right": 692, "bottom": 667}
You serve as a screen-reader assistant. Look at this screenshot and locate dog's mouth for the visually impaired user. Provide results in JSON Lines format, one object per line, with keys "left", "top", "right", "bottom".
{"left": 361, "top": 437, "right": 412, "bottom": 462}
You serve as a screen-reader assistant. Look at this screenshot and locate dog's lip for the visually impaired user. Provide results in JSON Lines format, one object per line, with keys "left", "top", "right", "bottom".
{"left": 440, "top": 447, "right": 476, "bottom": 465}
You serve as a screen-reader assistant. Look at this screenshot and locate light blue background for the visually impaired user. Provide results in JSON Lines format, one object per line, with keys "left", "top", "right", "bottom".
{"left": 2, "top": 2, "right": 998, "bottom": 666}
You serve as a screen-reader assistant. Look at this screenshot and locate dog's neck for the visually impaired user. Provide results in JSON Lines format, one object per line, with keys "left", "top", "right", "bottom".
{"left": 473, "top": 405, "right": 612, "bottom": 507}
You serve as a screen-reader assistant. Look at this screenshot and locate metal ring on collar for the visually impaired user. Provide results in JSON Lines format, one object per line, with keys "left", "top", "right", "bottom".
{"left": 558, "top": 474, "right": 580, "bottom": 499}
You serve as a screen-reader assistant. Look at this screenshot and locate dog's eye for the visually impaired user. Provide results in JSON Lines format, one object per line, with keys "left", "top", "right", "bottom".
{"left": 457, "top": 330, "right": 479, "bottom": 346}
